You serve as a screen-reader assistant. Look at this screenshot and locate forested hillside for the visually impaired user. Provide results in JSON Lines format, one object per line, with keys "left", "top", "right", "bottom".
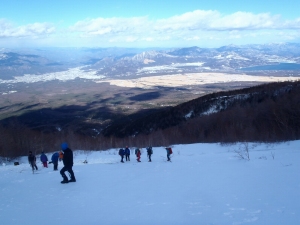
{"left": 103, "top": 80, "right": 300, "bottom": 142}
{"left": 1, "top": 80, "right": 300, "bottom": 160}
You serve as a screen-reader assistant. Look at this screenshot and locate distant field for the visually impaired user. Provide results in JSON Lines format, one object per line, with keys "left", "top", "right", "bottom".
{"left": 0, "top": 78, "right": 256, "bottom": 120}
{"left": 96, "top": 72, "right": 300, "bottom": 88}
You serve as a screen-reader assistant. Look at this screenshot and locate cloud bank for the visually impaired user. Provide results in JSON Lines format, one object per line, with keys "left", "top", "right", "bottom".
{"left": 1, "top": 10, "right": 300, "bottom": 47}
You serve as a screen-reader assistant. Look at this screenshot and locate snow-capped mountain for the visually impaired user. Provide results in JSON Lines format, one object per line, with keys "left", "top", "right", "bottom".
{"left": 1, "top": 43, "right": 300, "bottom": 81}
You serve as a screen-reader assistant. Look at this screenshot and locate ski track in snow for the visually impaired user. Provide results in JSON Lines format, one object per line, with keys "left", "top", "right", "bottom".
{"left": 0, "top": 142, "right": 300, "bottom": 225}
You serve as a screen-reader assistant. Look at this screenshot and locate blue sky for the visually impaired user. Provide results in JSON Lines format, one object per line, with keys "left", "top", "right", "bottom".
{"left": 1, "top": 0, "right": 300, "bottom": 48}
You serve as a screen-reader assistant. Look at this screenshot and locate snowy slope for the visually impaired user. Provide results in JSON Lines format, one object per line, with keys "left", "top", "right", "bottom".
{"left": 0, "top": 142, "right": 300, "bottom": 225}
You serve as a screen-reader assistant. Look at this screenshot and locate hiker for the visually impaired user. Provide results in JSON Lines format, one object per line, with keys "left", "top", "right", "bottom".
{"left": 60, "top": 142, "right": 76, "bottom": 183}
{"left": 136, "top": 148, "right": 141, "bottom": 162}
{"left": 146, "top": 146, "right": 153, "bottom": 162}
{"left": 51, "top": 152, "right": 59, "bottom": 171}
{"left": 119, "top": 148, "right": 125, "bottom": 163}
{"left": 125, "top": 146, "right": 130, "bottom": 161}
{"left": 28, "top": 151, "right": 38, "bottom": 171}
{"left": 59, "top": 151, "right": 64, "bottom": 161}
{"left": 165, "top": 147, "right": 173, "bottom": 161}
{"left": 40, "top": 152, "right": 48, "bottom": 168}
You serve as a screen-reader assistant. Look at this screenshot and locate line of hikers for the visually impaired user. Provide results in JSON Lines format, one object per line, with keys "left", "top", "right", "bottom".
{"left": 27, "top": 144, "right": 173, "bottom": 184}
{"left": 28, "top": 142, "right": 76, "bottom": 184}
{"left": 28, "top": 150, "right": 64, "bottom": 171}
{"left": 118, "top": 146, "right": 173, "bottom": 163}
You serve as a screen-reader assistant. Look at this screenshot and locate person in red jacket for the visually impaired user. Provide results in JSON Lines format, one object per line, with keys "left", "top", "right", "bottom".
{"left": 59, "top": 151, "right": 64, "bottom": 161}
{"left": 136, "top": 148, "right": 141, "bottom": 162}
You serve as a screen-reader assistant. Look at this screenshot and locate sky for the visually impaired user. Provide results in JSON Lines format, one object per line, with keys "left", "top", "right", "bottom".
{"left": 1, "top": 141, "right": 300, "bottom": 224}
{"left": 0, "top": 0, "right": 300, "bottom": 48}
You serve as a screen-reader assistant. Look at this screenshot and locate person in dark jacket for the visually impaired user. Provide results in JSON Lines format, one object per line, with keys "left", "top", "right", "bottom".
{"left": 28, "top": 151, "right": 38, "bottom": 171}
{"left": 165, "top": 147, "right": 172, "bottom": 161}
{"left": 51, "top": 152, "right": 59, "bottom": 171}
{"left": 60, "top": 142, "right": 76, "bottom": 184}
{"left": 146, "top": 146, "right": 153, "bottom": 162}
{"left": 40, "top": 152, "right": 48, "bottom": 168}
{"left": 124, "top": 146, "right": 130, "bottom": 161}
{"left": 119, "top": 148, "right": 125, "bottom": 163}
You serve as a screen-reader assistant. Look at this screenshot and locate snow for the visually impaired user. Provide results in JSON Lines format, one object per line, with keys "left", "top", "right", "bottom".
{"left": 137, "top": 62, "right": 204, "bottom": 73}
{"left": 1, "top": 141, "right": 300, "bottom": 225}
{"left": 1, "top": 90, "right": 17, "bottom": 95}
{"left": 0, "top": 67, "right": 105, "bottom": 84}
{"left": 185, "top": 111, "right": 193, "bottom": 118}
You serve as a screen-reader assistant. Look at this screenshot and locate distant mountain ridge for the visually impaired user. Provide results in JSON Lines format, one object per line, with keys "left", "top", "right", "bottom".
{"left": 1, "top": 43, "right": 300, "bottom": 80}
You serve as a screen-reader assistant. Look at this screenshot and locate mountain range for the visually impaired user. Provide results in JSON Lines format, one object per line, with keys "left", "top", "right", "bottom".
{"left": 1, "top": 43, "right": 300, "bottom": 81}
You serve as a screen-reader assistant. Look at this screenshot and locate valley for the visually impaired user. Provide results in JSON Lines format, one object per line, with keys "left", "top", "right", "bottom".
{"left": 1, "top": 43, "right": 300, "bottom": 137}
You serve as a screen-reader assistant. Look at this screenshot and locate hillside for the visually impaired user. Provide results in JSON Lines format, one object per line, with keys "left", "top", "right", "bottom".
{"left": 102, "top": 80, "right": 300, "bottom": 142}
{"left": 1, "top": 80, "right": 300, "bottom": 160}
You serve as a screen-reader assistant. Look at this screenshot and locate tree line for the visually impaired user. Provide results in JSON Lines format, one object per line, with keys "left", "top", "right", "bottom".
{"left": 1, "top": 80, "right": 300, "bottom": 161}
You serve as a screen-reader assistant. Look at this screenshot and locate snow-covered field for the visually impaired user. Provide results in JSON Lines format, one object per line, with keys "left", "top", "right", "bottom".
{"left": 1, "top": 141, "right": 300, "bottom": 225}
{"left": 97, "top": 73, "right": 300, "bottom": 89}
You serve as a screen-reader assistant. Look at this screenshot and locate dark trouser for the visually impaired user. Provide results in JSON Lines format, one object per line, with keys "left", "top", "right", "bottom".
{"left": 53, "top": 162, "right": 58, "bottom": 170}
{"left": 42, "top": 162, "right": 48, "bottom": 168}
{"left": 148, "top": 154, "right": 152, "bottom": 161}
{"left": 120, "top": 155, "right": 124, "bottom": 162}
{"left": 60, "top": 166, "right": 75, "bottom": 181}
{"left": 167, "top": 154, "right": 171, "bottom": 161}
{"left": 30, "top": 162, "right": 38, "bottom": 170}
{"left": 125, "top": 154, "right": 130, "bottom": 161}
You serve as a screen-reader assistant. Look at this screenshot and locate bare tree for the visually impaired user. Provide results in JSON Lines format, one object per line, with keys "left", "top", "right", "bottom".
{"left": 234, "top": 142, "right": 250, "bottom": 160}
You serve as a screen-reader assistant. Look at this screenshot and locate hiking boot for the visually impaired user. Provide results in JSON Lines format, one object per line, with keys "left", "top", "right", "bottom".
{"left": 69, "top": 179, "right": 76, "bottom": 182}
{"left": 61, "top": 180, "right": 69, "bottom": 184}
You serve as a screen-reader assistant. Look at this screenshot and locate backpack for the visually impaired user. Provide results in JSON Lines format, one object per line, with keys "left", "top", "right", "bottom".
{"left": 147, "top": 147, "right": 153, "bottom": 154}
{"left": 169, "top": 148, "right": 173, "bottom": 154}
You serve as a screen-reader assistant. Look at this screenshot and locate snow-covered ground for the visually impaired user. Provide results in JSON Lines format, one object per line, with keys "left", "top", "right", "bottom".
{"left": 1, "top": 141, "right": 300, "bottom": 225}
{"left": 97, "top": 73, "right": 300, "bottom": 89}
{"left": 0, "top": 67, "right": 104, "bottom": 84}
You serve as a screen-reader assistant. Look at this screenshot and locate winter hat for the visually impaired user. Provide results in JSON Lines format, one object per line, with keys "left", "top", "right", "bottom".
{"left": 61, "top": 142, "right": 68, "bottom": 151}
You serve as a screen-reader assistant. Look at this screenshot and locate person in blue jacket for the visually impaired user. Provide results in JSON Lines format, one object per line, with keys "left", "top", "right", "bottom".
{"left": 60, "top": 142, "right": 76, "bottom": 184}
{"left": 119, "top": 148, "right": 125, "bottom": 163}
{"left": 124, "top": 146, "right": 130, "bottom": 161}
{"left": 51, "top": 152, "right": 59, "bottom": 171}
{"left": 40, "top": 152, "right": 48, "bottom": 168}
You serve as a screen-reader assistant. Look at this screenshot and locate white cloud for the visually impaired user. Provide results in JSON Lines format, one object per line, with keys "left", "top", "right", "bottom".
{"left": 1, "top": 10, "right": 300, "bottom": 47}
{"left": 0, "top": 19, "right": 55, "bottom": 38}
{"left": 70, "top": 17, "right": 149, "bottom": 36}
{"left": 69, "top": 10, "right": 298, "bottom": 37}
